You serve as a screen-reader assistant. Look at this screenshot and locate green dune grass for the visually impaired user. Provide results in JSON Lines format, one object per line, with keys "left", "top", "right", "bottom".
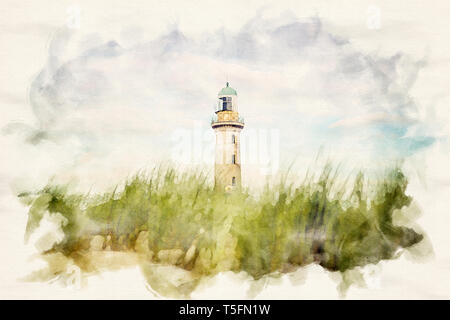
{"left": 20, "top": 165, "right": 424, "bottom": 297}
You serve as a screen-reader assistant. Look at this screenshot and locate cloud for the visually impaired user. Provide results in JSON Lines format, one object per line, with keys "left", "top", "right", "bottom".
{"left": 329, "top": 112, "right": 410, "bottom": 129}
{"left": 5, "top": 12, "right": 439, "bottom": 187}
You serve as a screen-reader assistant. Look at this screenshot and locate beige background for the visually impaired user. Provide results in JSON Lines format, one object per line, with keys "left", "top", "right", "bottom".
{"left": 0, "top": 0, "right": 449, "bottom": 299}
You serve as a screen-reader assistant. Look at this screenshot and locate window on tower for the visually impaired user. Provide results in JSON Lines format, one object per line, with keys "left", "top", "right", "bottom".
{"left": 232, "top": 134, "right": 235, "bottom": 144}
{"left": 219, "top": 97, "right": 233, "bottom": 111}
{"left": 232, "top": 177, "right": 236, "bottom": 186}
{"left": 232, "top": 154, "right": 236, "bottom": 164}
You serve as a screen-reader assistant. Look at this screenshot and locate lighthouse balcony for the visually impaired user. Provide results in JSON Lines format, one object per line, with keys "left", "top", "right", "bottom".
{"left": 211, "top": 115, "right": 245, "bottom": 129}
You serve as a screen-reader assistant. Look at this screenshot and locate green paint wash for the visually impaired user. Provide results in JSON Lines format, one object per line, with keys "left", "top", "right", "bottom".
{"left": 20, "top": 165, "right": 426, "bottom": 298}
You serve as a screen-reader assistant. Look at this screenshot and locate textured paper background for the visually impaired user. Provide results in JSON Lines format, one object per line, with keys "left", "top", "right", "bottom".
{"left": 0, "top": 0, "right": 449, "bottom": 299}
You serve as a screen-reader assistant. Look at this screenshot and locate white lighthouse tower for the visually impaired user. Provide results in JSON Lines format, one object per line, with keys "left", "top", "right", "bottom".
{"left": 211, "top": 82, "right": 244, "bottom": 191}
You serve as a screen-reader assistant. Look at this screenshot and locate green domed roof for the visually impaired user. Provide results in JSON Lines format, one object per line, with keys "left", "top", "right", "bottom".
{"left": 218, "top": 82, "right": 237, "bottom": 96}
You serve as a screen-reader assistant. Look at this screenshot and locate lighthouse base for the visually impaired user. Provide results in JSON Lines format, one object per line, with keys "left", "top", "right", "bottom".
{"left": 214, "top": 164, "right": 242, "bottom": 191}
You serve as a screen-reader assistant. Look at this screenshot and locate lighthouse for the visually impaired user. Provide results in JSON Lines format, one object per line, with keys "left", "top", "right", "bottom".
{"left": 211, "top": 82, "right": 244, "bottom": 191}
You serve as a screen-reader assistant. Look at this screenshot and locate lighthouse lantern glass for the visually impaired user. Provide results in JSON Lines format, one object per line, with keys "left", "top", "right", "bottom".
{"left": 219, "top": 96, "right": 233, "bottom": 111}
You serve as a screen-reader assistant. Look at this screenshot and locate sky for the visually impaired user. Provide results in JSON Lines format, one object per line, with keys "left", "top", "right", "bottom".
{"left": 2, "top": 1, "right": 447, "bottom": 192}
